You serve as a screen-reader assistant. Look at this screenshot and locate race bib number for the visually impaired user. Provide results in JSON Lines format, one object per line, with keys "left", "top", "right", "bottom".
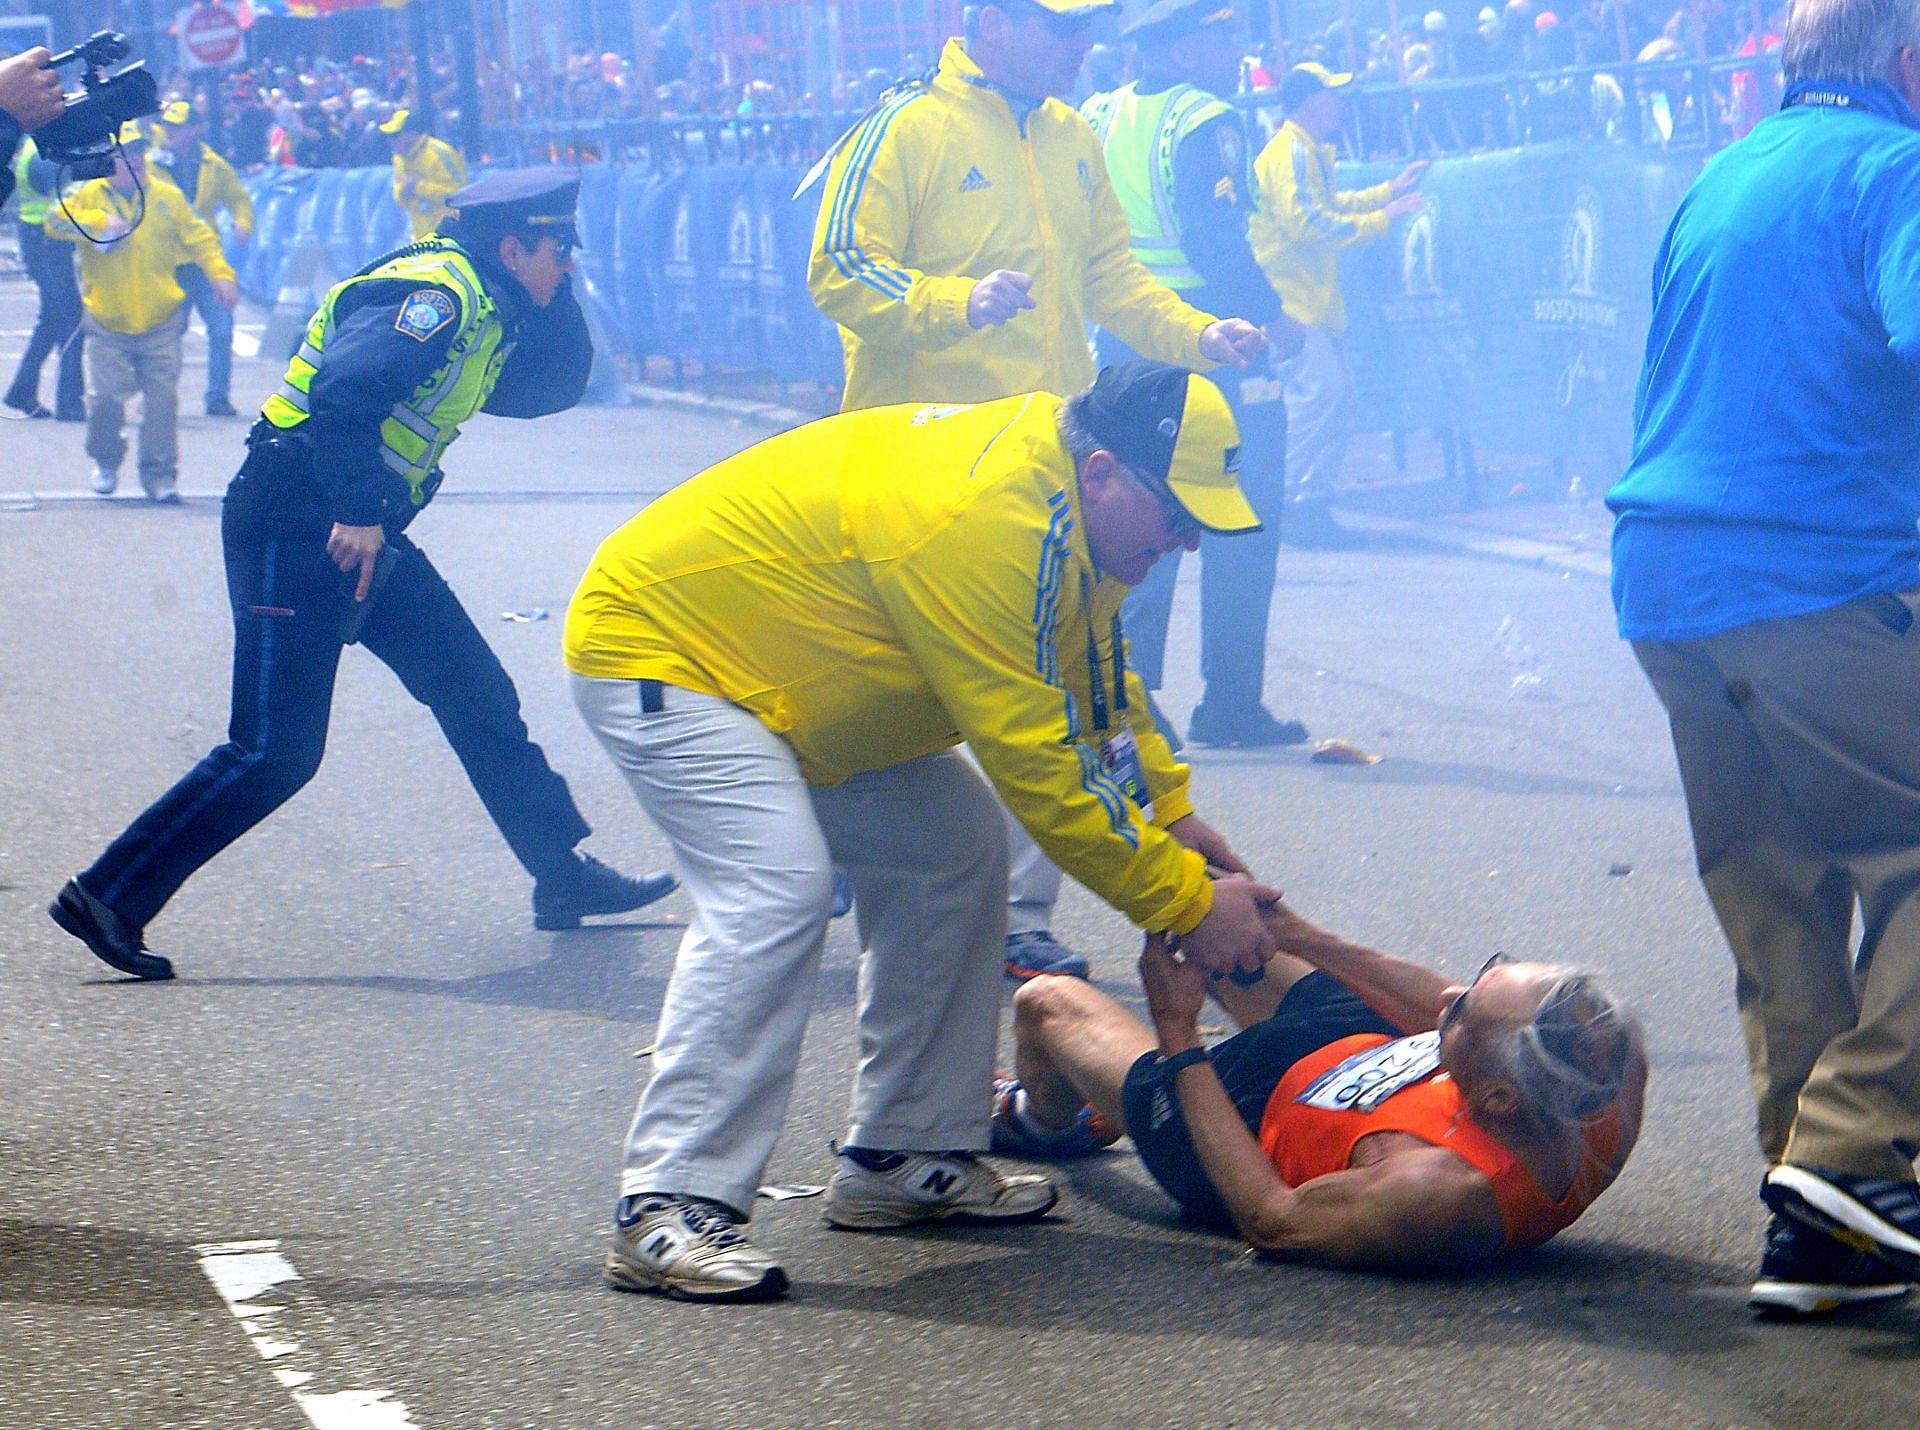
{"left": 1293, "top": 1031, "right": 1442, "bottom": 1114}
{"left": 1100, "top": 725, "right": 1153, "bottom": 820}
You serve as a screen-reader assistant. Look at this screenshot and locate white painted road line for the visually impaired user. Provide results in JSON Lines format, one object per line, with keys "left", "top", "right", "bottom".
{"left": 194, "top": 1240, "right": 419, "bottom": 1430}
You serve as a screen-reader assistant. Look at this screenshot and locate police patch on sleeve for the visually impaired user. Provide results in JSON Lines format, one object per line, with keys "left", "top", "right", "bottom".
{"left": 395, "top": 288, "right": 456, "bottom": 342}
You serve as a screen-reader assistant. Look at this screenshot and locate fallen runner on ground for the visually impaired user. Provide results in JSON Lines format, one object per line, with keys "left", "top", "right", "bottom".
{"left": 996, "top": 900, "right": 1648, "bottom": 1275}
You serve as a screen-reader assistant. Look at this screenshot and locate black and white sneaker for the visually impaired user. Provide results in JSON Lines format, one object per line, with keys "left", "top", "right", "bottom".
{"left": 604, "top": 1195, "right": 789, "bottom": 1303}
{"left": 823, "top": 1148, "right": 1057, "bottom": 1230}
{"left": 1763, "top": 1164, "right": 1920, "bottom": 1281}
{"left": 1748, "top": 1213, "right": 1910, "bottom": 1317}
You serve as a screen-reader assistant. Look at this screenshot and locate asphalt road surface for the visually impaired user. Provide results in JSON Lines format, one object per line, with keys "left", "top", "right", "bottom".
{"left": 3, "top": 275, "right": 1915, "bottom": 1428}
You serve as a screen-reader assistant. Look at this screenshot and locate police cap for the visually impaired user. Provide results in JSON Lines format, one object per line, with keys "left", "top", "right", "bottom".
{"left": 1122, "top": 0, "right": 1238, "bottom": 46}
{"left": 445, "top": 167, "right": 582, "bottom": 247}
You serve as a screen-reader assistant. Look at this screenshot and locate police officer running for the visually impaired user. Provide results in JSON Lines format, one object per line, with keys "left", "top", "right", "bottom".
{"left": 49, "top": 169, "right": 675, "bottom": 981}
{"left": 1084, "top": 0, "right": 1310, "bottom": 749}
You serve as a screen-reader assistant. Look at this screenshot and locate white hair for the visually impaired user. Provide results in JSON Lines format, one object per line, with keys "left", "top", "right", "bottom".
{"left": 1782, "top": 0, "right": 1920, "bottom": 84}
{"left": 1484, "top": 969, "right": 1637, "bottom": 1128}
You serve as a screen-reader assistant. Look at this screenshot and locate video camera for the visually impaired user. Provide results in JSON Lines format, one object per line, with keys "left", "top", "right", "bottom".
{"left": 31, "top": 31, "right": 159, "bottom": 180}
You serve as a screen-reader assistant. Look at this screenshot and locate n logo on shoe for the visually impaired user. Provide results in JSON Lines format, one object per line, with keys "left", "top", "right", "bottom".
{"left": 920, "top": 1169, "right": 958, "bottom": 1195}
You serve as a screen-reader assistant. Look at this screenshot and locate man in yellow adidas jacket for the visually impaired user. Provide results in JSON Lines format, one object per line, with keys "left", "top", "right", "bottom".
{"left": 46, "top": 124, "right": 236, "bottom": 502}
{"left": 566, "top": 362, "right": 1283, "bottom": 1303}
{"left": 807, "top": 0, "right": 1266, "bottom": 982}
{"left": 1249, "top": 63, "right": 1426, "bottom": 546}
{"left": 156, "top": 100, "right": 253, "bottom": 416}
{"left": 806, "top": 2, "right": 1264, "bottom": 411}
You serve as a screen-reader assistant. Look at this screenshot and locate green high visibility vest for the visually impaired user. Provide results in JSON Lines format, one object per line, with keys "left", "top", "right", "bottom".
{"left": 262, "top": 239, "right": 508, "bottom": 509}
{"left": 1081, "top": 81, "right": 1234, "bottom": 292}
{"left": 12, "top": 139, "right": 51, "bottom": 225}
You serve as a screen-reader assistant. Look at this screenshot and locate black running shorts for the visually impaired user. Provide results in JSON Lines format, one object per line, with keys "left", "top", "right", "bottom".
{"left": 1121, "top": 971, "right": 1402, "bottom": 1229}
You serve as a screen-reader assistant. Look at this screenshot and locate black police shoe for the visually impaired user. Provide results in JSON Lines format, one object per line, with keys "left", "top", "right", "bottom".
{"left": 205, "top": 399, "right": 239, "bottom": 417}
{"left": 1186, "top": 703, "right": 1310, "bottom": 748}
{"left": 1749, "top": 1212, "right": 1910, "bottom": 1317}
{"left": 48, "top": 878, "right": 175, "bottom": 981}
{"left": 533, "top": 853, "right": 678, "bottom": 931}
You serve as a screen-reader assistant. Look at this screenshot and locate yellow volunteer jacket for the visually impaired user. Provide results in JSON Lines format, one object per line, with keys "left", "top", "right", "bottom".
{"left": 46, "top": 174, "right": 234, "bottom": 335}
{"left": 809, "top": 38, "right": 1216, "bottom": 411}
{"left": 176, "top": 141, "right": 254, "bottom": 234}
{"left": 565, "top": 393, "right": 1215, "bottom": 935}
{"left": 1247, "top": 119, "right": 1392, "bottom": 336}
{"left": 392, "top": 134, "right": 468, "bottom": 240}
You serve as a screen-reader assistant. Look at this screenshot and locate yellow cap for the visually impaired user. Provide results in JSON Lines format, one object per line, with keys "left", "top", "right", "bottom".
{"left": 116, "top": 120, "right": 151, "bottom": 150}
{"left": 161, "top": 99, "right": 195, "bottom": 126}
{"left": 1162, "top": 375, "right": 1257, "bottom": 533}
{"left": 1081, "top": 364, "right": 1258, "bottom": 534}
{"left": 376, "top": 108, "right": 412, "bottom": 135}
{"left": 1028, "top": 0, "right": 1121, "bottom": 13}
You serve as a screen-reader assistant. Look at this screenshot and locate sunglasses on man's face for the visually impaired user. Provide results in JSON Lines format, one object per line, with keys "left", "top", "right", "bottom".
{"left": 1438, "top": 951, "right": 1512, "bottom": 1034}
{"left": 1127, "top": 464, "right": 1204, "bottom": 543}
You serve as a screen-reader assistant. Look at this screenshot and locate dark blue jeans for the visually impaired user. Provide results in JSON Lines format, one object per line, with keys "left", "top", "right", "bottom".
{"left": 5, "top": 221, "right": 84, "bottom": 417}
{"left": 176, "top": 262, "right": 234, "bottom": 406}
{"left": 81, "top": 444, "right": 591, "bottom": 930}
{"left": 1092, "top": 329, "right": 1289, "bottom": 714}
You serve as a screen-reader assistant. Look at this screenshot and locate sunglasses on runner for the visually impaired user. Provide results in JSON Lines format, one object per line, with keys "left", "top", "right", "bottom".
{"left": 1438, "top": 951, "right": 1512, "bottom": 1034}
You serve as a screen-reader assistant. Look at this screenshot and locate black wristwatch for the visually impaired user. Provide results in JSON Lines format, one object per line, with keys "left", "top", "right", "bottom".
{"left": 1158, "top": 1045, "right": 1211, "bottom": 1076}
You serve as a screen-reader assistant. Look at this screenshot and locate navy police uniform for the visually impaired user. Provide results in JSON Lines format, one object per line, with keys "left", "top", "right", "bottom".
{"left": 1088, "top": 0, "right": 1299, "bottom": 746}
{"left": 54, "top": 169, "right": 671, "bottom": 978}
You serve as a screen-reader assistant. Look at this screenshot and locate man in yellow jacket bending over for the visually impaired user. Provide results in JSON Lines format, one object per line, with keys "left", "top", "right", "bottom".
{"left": 48, "top": 123, "right": 236, "bottom": 502}
{"left": 565, "top": 362, "right": 1283, "bottom": 1303}
{"left": 383, "top": 108, "right": 468, "bottom": 240}
{"left": 1249, "top": 63, "right": 1426, "bottom": 547}
{"left": 808, "top": 0, "right": 1267, "bottom": 983}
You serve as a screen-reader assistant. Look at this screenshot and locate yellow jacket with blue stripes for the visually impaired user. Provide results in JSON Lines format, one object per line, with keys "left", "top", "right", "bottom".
{"left": 1247, "top": 118, "right": 1392, "bottom": 336}
{"left": 808, "top": 38, "right": 1217, "bottom": 412}
{"left": 563, "top": 392, "right": 1213, "bottom": 936}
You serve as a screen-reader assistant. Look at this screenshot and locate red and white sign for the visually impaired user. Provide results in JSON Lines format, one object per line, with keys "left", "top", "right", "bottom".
{"left": 178, "top": 4, "right": 247, "bottom": 69}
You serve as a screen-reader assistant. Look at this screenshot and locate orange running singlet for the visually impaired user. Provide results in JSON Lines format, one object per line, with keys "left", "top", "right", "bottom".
{"left": 1257, "top": 1033, "right": 1625, "bottom": 1251}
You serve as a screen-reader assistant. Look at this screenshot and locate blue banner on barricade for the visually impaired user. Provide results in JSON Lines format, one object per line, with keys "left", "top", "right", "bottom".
{"left": 611, "top": 168, "right": 666, "bottom": 358}
{"left": 1336, "top": 140, "right": 1702, "bottom": 470}
{"left": 754, "top": 165, "right": 841, "bottom": 387}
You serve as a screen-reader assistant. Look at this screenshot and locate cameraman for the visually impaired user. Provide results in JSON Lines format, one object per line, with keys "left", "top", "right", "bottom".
{"left": 0, "top": 47, "right": 66, "bottom": 205}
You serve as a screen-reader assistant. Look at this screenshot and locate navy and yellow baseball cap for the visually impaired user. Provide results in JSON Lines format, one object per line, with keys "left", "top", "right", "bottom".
{"left": 1122, "top": 0, "right": 1238, "bottom": 45}
{"left": 160, "top": 100, "right": 198, "bottom": 126}
{"left": 445, "top": 167, "right": 582, "bottom": 247}
{"left": 1081, "top": 362, "right": 1257, "bottom": 533}
{"left": 1279, "top": 61, "right": 1355, "bottom": 109}
{"left": 377, "top": 107, "right": 420, "bottom": 135}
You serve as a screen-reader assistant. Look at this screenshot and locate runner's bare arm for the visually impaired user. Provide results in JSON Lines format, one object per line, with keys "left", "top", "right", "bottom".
{"left": 1253, "top": 900, "right": 1460, "bottom": 1032}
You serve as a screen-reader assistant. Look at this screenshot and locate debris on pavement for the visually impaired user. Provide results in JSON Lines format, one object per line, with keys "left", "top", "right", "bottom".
{"left": 1312, "top": 738, "right": 1382, "bottom": 765}
{"left": 1608, "top": 863, "right": 1633, "bottom": 877}
{"left": 757, "top": 1184, "right": 826, "bottom": 1201}
{"left": 501, "top": 608, "right": 549, "bottom": 622}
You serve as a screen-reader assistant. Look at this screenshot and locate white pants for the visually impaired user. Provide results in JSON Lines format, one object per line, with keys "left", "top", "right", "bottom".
{"left": 573, "top": 676, "right": 1009, "bottom": 1217}
{"left": 1282, "top": 325, "right": 1355, "bottom": 503}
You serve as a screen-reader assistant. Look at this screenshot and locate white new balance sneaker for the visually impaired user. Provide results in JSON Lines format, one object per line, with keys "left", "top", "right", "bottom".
{"left": 823, "top": 1149, "right": 1058, "bottom": 1230}
{"left": 604, "top": 1196, "right": 789, "bottom": 1303}
{"left": 90, "top": 465, "right": 118, "bottom": 495}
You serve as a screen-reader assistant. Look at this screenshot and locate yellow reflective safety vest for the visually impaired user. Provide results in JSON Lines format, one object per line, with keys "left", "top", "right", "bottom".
{"left": 1081, "top": 82, "right": 1234, "bottom": 293}
{"left": 565, "top": 392, "right": 1215, "bottom": 936}
{"left": 12, "top": 139, "right": 51, "bottom": 225}
{"left": 262, "top": 240, "right": 507, "bottom": 508}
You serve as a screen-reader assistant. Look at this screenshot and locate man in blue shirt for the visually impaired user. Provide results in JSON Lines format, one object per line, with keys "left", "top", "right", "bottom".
{"left": 1608, "top": 0, "right": 1920, "bottom": 1318}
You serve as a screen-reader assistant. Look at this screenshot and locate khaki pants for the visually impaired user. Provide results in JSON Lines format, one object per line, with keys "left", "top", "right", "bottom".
{"left": 1635, "top": 587, "right": 1920, "bottom": 1180}
{"left": 1281, "top": 326, "right": 1354, "bottom": 504}
{"left": 84, "top": 308, "right": 187, "bottom": 495}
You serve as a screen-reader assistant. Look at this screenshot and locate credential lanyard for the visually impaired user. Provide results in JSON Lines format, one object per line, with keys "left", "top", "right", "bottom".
{"left": 1082, "top": 573, "right": 1129, "bottom": 734}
